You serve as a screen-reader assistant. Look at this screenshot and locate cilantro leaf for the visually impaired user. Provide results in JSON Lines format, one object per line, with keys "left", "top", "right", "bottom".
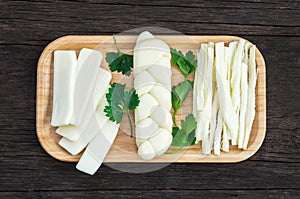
{"left": 104, "top": 83, "right": 140, "bottom": 137}
{"left": 171, "top": 114, "right": 197, "bottom": 147}
{"left": 172, "top": 80, "right": 193, "bottom": 126}
{"left": 105, "top": 36, "right": 133, "bottom": 76}
{"left": 170, "top": 48, "right": 197, "bottom": 78}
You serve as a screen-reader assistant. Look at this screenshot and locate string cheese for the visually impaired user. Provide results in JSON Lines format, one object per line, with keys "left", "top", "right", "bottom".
{"left": 134, "top": 31, "right": 173, "bottom": 160}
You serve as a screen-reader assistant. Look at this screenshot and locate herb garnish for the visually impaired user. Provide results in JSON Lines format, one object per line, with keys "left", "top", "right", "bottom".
{"left": 104, "top": 83, "right": 140, "bottom": 137}
{"left": 106, "top": 35, "right": 133, "bottom": 76}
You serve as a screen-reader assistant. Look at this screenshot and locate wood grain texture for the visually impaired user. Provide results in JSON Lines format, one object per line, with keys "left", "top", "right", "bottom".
{"left": 36, "top": 35, "right": 266, "bottom": 163}
{"left": 0, "top": 0, "right": 299, "bottom": 197}
{"left": 1, "top": 189, "right": 300, "bottom": 199}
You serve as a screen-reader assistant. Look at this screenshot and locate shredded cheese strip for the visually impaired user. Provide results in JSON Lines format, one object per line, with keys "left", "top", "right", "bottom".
{"left": 230, "top": 40, "right": 245, "bottom": 145}
{"left": 238, "top": 43, "right": 250, "bottom": 148}
{"left": 215, "top": 42, "right": 238, "bottom": 147}
{"left": 221, "top": 46, "right": 230, "bottom": 152}
{"left": 194, "top": 43, "right": 214, "bottom": 154}
{"left": 243, "top": 45, "right": 257, "bottom": 149}
{"left": 209, "top": 87, "right": 218, "bottom": 151}
{"left": 194, "top": 44, "right": 208, "bottom": 142}
{"left": 214, "top": 111, "right": 223, "bottom": 156}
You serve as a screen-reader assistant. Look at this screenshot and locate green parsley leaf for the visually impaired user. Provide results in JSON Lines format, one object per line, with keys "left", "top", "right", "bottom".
{"left": 171, "top": 114, "right": 197, "bottom": 147}
{"left": 171, "top": 80, "right": 193, "bottom": 126}
{"left": 170, "top": 48, "right": 197, "bottom": 78}
{"left": 104, "top": 83, "right": 140, "bottom": 137}
{"left": 105, "top": 36, "right": 133, "bottom": 76}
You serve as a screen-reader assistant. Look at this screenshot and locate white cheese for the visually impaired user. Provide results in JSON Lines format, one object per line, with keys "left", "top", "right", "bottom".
{"left": 134, "top": 31, "right": 173, "bottom": 160}
{"left": 51, "top": 50, "right": 77, "bottom": 126}
{"left": 56, "top": 69, "right": 111, "bottom": 141}
{"left": 76, "top": 120, "right": 120, "bottom": 175}
{"left": 238, "top": 43, "right": 250, "bottom": 148}
{"left": 230, "top": 40, "right": 245, "bottom": 145}
{"left": 243, "top": 45, "right": 257, "bottom": 149}
{"left": 72, "top": 48, "right": 103, "bottom": 125}
{"left": 215, "top": 42, "right": 238, "bottom": 146}
{"left": 59, "top": 96, "right": 108, "bottom": 155}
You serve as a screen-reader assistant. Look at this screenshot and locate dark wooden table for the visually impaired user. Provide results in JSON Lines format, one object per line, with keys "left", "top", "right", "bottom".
{"left": 1, "top": 1, "right": 299, "bottom": 198}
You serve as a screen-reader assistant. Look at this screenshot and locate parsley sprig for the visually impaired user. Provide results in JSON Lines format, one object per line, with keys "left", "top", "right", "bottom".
{"left": 171, "top": 114, "right": 197, "bottom": 147}
{"left": 106, "top": 35, "right": 133, "bottom": 76}
{"left": 104, "top": 83, "right": 140, "bottom": 137}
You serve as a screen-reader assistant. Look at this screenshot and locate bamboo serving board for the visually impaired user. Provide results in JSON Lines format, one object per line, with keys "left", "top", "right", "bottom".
{"left": 36, "top": 35, "right": 266, "bottom": 163}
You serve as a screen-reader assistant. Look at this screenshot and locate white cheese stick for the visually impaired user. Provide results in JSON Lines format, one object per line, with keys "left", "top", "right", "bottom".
{"left": 209, "top": 87, "right": 218, "bottom": 152}
{"left": 238, "top": 43, "right": 250, "bottom": 148}
{"left": 51, "top": 50, "right": 77, "bottom": 126}
{"left": 243, "top": 45, "right": 257, "bottom": 149}
{"left": 221, "top": 124, "right": 230, "bottom": 152}
{"left": 225, "top": 41, "right": 237, "bottom": 140}
{"left": 76, "top": 120, "right": 120, "bottom": 175}
{"left": 221, "top": 46, "right": 230, "bottom": 152}
{"left": 214, "top": 111, "right": 223, "bottom": 156}
{"left": 56, "top": 69, "right": 111, "bottom": 141}
{"left": 215, "top": 42, "right": 238, "bottom": 146}
{"left": 195, "top": 42, "right": 214, "bottom": 154}
{"left": 230, "top": 40, "right": 245, "bottom": 145}
{"left": 134, "top": 31, "right": 173, "bottom": 160}
{"left": 59, "top": 96, "right": 108, "bottom": 155}
{"left": 193, "top": 44, "right": 207, "bottom": 143}
{"left": 72, "top": 48, "right": 103, "bottom": 125}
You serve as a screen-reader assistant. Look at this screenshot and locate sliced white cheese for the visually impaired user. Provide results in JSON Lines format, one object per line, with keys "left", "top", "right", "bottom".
{"left": 209, "top": 87, "right": 218, "bottom": 151}
{"left": 194, "top": 44, "right": 208, "bottom": 142}
{"left": 214, "top": 111, "right": 223, "bottom": 156}
{"left": 59, "top": 96, "right": 108, "bottom": 155}
{"left": 72, "top": 48, "right": 103, "bottom": 125}
{"left": 238, "top": 43, "right": 250, "bottom": 148}
{"left": 243, "top": 45, "right": 257, "bottom": 150}
{"left": 51, "top": 50, "right": 77, "bottom": 126}
{"left": 76, "top": 120, "right": 120, "bottom": 175}
{"left": 230, "top": 40, "right": 245, "bottom": 144}
{"left": 56, "top": 69, "right": 111, "bottom": 141}
{"left": 215, "top": 42, "right": 239, "bottom": 146}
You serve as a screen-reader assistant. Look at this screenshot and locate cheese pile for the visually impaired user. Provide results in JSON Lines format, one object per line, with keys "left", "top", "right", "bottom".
{"left": 51, "top": 48, "right": 119, "bottom": 175}
{"left": 193, "top": 40, "right": 257, "bottom": 155}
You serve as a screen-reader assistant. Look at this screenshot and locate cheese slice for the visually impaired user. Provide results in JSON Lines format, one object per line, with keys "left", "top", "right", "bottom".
{"left": 51, "top": 50, "right": 77, "bottom": 126}
{"left": 59, "top": 96, "right": 108, "bottom": 155}
{"left": 76, "top": 120, "right": 120, "bottom": 175}
{"left": 72, "top": 48, "right": 103, "bottom": 125}
{"left": 56, "top": 69, "right": 111, "bottom": 141}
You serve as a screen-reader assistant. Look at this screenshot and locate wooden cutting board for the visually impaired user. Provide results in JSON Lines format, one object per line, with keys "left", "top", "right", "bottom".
{"left": 36, "top": 35, "right": 266, "bottom": 163}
